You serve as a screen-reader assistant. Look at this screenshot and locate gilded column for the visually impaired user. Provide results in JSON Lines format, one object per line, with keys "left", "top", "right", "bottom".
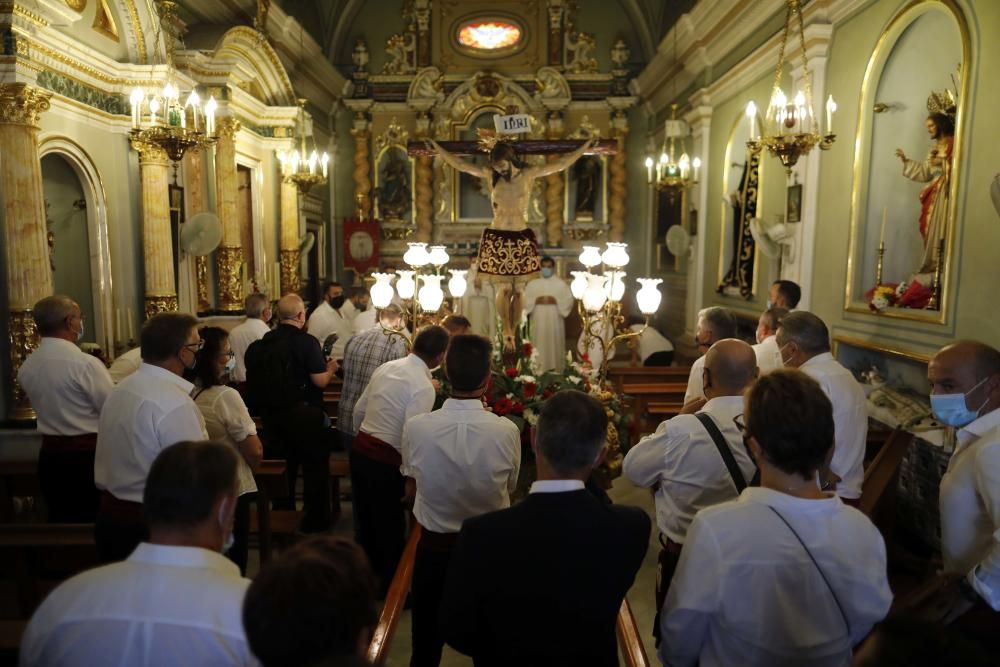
{"left": 0, "top": 84, "right": 53, "bottom": 421}
{"left": 415, "top": 0, "right": 432, "bottom": 67}
{"left": 182, "top": 147, "right": 211, "bottom": 312}
{"left": 351, "top": 119, "right": 372, "bottom": 220}
{"left": 547, "top": 0, "right": 565, "bottom": 66}
{"left": 130, "top": 138, "right": 179, "bottom": 320}
{"left": 279, "top": 179, "right": 300, "bottom": 296}
{"left": 214, "top": 117, "right": 243, "bottom": 312}
{"left": 545, "top": 112, "right": 565, "bottom": 246}
{"left": 414, "top": 113, "right": 434, "bottom": 242}
{"left": 608, "top": 113, "right": 628, "bottom": 242}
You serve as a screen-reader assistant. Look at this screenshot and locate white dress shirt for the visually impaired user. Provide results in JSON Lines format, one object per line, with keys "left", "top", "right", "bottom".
{"left": 307, "top": 302, "right": 354, "bottom": 360}
{"left": 20, "top": 543, "right": 257, "bottom": 667}
{"left": 228, "top": 318, "right": 270, "bottom": 383}
{"left": 194, "top": 385, "right": 258, "bottom": 496}
{"left": 800, "top": 352, "right": 867, "bottom": 499}
{"left": 352, "top": 307, "right": 377, "bottom": 334}
{"left": 660, "top": 487, "right": 892, "bottom": 667}
{"left": 402, "top": 398, "right": 521, "bottom": 533}
{"left": 17, "top": 338, "right": 113, "bottom": 436}
{"left": 109, "top": 347, "right": 143, "bottom": 383}
{"left": 353, "top": 354, "right": 435, "bottom": 450}
{"left": 630, "top": 324, "right": 674, "bottom": 363}
{"left": 939, "top": 407, "right": 1000, "bottom": 609}
{"left": 623, "top": 396, "right": 755, "bottom": 543}
{"left": 95, "top": 363, "right": 208, "bottom": 502}
{"left": 752, "top": 335, "right": 782, "bottom": 375}
{"left": 684, "top": 355, "right": 706, "bottom": 404}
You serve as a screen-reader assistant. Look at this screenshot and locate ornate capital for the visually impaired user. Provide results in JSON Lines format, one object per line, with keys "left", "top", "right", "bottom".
{"left": 144, "top": 294, "right": 179, "bottom": 320}
{"left": 215, "top": 117, "right": 241, "bottom": 141}
{"left": 130, "top": 137, "right": 170, "bottom": 164}
{"left": 0, "top": 84, "right": 52, "bottom": 127}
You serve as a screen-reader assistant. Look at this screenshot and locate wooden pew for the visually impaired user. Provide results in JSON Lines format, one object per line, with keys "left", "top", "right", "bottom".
{"left": 606, "top": 365, "right": 691, "bottom": 394}
{"left": 621, "top": 382, "right": 689, "bottom": 436}
{"left": 860, "top": 428, "right": 914, "bottom": 525}
{"left": 252, "top": 460, "right": 293, "bottom": 564}
{"left": 0, "top": 523, "right": 98, "bottom": 617}
{"left": 0, "top": 461, "right": 39, "bottom": 523}
{"left": 617, "top": 598, "right": 651, "bottom": 667}
{"left": 366, "top": 524, "right": 421, "bottom": 665}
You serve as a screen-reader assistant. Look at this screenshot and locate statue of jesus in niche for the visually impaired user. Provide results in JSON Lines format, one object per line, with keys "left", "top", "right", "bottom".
{"left": 426, "top": 136, "right": 596, "bottom": 353}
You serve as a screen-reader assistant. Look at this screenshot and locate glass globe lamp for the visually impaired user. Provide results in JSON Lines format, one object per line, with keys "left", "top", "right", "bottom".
{"left": 578, "top": 246, "right": 603, "bottom": 269}
{"left": 370, "top": 273, "right": 395, "bottom": 309}
{"left": 636, "top": 278, "right": 663, "bottom": 314}
{"left": 396, "top": 270, "right": 416, "bottom": 300}
{"left": 601, "top": 242, "right": 630, "bottom": 269}
{"left": 417, "top": 275, "right": 445, "bottom": 313}
{"left": 448, "top": 270, "right": 468, "bottom": 298}
{"left": 570, "top": 271, "right": 589, "bottom": 300}
{"left": 403, "top": 242, "right": 430, "bottom": 268}
{"left": 582, "top": 274, "right": 608, "bottom": 313}
{"left": 427, "top": 245, "right": 450, "bottom": 267}
{"left": 604, "top": 270, "right": 627, "bottom": 302}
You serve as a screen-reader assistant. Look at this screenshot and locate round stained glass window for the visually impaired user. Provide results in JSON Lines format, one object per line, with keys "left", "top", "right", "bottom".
{"left": 456, "top": 19, "right": 523, "bottom": 52}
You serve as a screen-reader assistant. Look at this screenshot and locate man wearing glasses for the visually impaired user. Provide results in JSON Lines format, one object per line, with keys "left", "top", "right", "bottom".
{"left": 95, "top": 312, "right": 208, "bottom": 562}
{"left": 622, "top": 338, "right": 759, "bottom": 645}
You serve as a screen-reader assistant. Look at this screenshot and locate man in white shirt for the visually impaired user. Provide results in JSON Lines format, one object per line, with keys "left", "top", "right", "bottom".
{"left": 929, "top": 341, "right": 1000, "bottom": 619}
{"left": 94, "top": 312, "right": 208, "bottom": 562}
{"left": 523, "top": 256, "right": 574, "bottom": 371}
{"left": 21, "top": 440, "right": 256, "bottom": 667}
{"left": 351, "top": 325, "right": 449, "bottom": 591}
{"left": 627, "top": 316, "right": 674, "bottom": 366}
{"left": 775, "top": 311, "right": 866, "bottom": 503}
{"left": 752, "top": 306, "right": 788, "bottom": 375}
{"left": 769, "top": 279, "right": 801, "bottom": 310}
{"left": 307, "top": 282, "right": 354, "bottom": 362}
{"left": 684, "top": 307, "right": 737, "bottom": 407}
{"left": 623, "top": 338, "right": 758, "bottom": 645}
{"left": 229, "top": 292, "right": 271, "bottom": 384}
{"left": 109, "top": 346, "right": 142, "bottom": 383}
{"left": 18, "top": 296, "right": 114, "bottom": 522}
{"left": 402, "top": 335, "right": 521, "bottom": 667}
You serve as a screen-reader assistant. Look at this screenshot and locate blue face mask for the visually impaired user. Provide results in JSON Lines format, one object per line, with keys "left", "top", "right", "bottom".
{"left": 931, "top": 377, "right": 990, "bottom": 428}
{"left": 224, "top": 355, "right": 236, "bottom": 375}
{"left": 541, "top": 267, "right": 554, "bottom": 278}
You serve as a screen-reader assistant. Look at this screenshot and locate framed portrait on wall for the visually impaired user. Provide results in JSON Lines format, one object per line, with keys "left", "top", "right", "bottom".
{"left": 786, "top": 183, "right": 802, "bottom": 223}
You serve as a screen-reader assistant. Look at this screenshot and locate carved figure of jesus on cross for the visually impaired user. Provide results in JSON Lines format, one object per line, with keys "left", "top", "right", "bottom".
{"left": 408, "top": 116, "right": 616, "bottom": 354}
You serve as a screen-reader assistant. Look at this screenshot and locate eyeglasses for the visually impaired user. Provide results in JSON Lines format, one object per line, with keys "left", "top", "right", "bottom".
{"left": 220, "top": 351, "right": 235, "bottom": 359}
{"left": 732, "top": 414, "right": 748, "bottom": 435}
{"left": 184, "top": 340, "right": 205, "bottom": 353}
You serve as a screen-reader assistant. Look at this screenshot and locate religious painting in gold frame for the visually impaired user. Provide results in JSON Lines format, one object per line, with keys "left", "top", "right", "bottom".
{"left": 717, "top": 109, "right": 765, "bottom": 300}
{"left": 449, "top": 105, "right": 504, "bottom": 223}
{"left": 843, "top": 0, "right": 969, "bottom": 324}
{"left": 373, "top": 120, "right": 416, "bottom": 224}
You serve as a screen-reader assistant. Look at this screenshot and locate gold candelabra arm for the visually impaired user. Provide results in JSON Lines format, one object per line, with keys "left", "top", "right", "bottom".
{"left": 596, "top": 317, "right": 647, "bottom": 387}
{"left": 376, "top": 308, "right": 413, "bottom": 349}
{"left": 875, "top": 241, "right": 885, "bottom": 286}
{"left": 928, "top": 238, "right": 945, "bottom": 311}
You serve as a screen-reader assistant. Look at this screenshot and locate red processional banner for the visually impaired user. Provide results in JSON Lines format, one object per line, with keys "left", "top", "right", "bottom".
{"left": 342, "top": 217, "right": 380, "bottom": 274}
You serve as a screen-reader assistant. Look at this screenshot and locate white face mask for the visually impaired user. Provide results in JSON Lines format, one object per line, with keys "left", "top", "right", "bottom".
{"left": 218, "top": 497, "right": 235, "bottom": 554}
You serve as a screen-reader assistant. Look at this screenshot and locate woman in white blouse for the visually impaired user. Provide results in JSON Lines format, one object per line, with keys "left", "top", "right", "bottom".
{"left": 659, "top": 369, "right": 892, "bottom": 667}
{"left": 189, "top": 326, "right": 263, "bottom": 574}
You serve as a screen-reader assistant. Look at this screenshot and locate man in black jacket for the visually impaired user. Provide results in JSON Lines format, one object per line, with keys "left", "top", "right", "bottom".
{"left": 440, "top": 389, "right": 650, "bottom": 665}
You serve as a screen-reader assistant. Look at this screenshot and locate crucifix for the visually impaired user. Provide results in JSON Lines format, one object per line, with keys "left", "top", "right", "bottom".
{"left": 407, "top": 118, "right": 616, "bottom": 355}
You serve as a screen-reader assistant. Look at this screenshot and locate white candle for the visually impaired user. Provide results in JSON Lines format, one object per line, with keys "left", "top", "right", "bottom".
{"left": 693, "top": 157, "right": 701, "bottom": 182}
{"left": 645, "top": 157, "right": 653, "bottom": 183}
{"left": 825, "top": 95, "right": 837, "bottom": 135}
{"left": 880, "top": 207, "right": 887, "bottom": 247}
{"left": 745, "top": 101, "right": 757, "bottom": 139}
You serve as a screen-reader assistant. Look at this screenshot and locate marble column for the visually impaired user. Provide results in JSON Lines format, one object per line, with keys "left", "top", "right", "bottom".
{"left": 279, "top": 179, "right": 300, "bottom": 296}
{"left": 182, "top": 147, "right": 212, "bottom": 313}
{"left": 0, "top": 83, "right": 53, "bottom": 421}
{"left": 130, "top": 137, "right": 179, "bottom": 320}
{"left": 214, "top": 117, "right": 243, "bottom": 312}
{"left": 351, "top": 117, "right": 372, "bottom": 220}
{"left": 545, "top": 112, "right": 565, "bottom": 246}
{"left": 608, "top": 112, "right": 629, "bottom": 242}
{"left": 414, "top": 113, "right": 434, "bottom": 243}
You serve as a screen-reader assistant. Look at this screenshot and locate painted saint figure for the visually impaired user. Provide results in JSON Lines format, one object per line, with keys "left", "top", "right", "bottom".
{"left": 894, "top": 109, "right": 955, "bottom": 275}
{"left": 427, "top": 136, "right": 596, "bottom": 352}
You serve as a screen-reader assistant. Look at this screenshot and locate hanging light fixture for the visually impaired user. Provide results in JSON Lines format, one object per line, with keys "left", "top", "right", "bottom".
{"left": 645, "top": 103, "right": 701, "bottom": 194}
{"left": 448, "top": 270, "right": 468, "bottom": 298}
{"left": 128, "top": 1, "right": 216, "bottom": 162}
{"left": 745, "top": 0, "right": 836, "bottom": 172}
{"left": 277, "top": 99, "right": 330, "bottom": 194}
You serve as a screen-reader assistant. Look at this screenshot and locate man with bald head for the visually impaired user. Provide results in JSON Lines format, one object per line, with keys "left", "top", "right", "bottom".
{"left": 248, "top": 294, "right": 338, "bottom": 532}
{"left": 19, "top": 295, "right": 113, "bottom": 522}
{"left": 929, "top": 340, "right": 1000, "bottom": 618}
{"left": 623, "top": 338, "right": 759, "bottom": 644}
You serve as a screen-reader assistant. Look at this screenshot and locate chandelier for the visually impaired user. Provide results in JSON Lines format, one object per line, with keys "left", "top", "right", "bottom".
{"left": 370, "top": 242, "right": 466, "bottom": 347}
{"left": 128, "top": 2, "right": 216, "bottom": 162}
{"left": 745, "top": 0, "right": 837, "bottom": 172}
{"left": 644, "top": 104, "right": 701, "bottom": 196}
{"left": 277, "top": 99, "right": 330, "bottom": 194}
{"left": 571, "top": 242, "right": 662, "bottom": 385}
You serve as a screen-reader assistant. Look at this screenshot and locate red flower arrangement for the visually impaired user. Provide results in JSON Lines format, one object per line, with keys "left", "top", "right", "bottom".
{"left": 522, "top": 342, "right": 533, "bottom": 357}
{"left": 504, "top": 367, "right": 519, "bottom": 378}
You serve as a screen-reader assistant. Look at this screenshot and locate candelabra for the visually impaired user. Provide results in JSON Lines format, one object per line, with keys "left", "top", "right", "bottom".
{"left": 277, "top": 99, "right": 330, "bottom": 194}
{"left": 369, "top": 243, "right": 467, "bottom": 347}
{"left": 571, "top": 242, "right": 663, "bottom": 386}
{"left": 743, "top": 0, "right": 836, "bottom": 172}
{"left": 644, "top": 103, "right": 701, "bottom": 200}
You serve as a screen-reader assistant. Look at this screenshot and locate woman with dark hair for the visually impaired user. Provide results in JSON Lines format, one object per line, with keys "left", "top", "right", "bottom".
{"left": 187, "top": 326, "right": 263, "bottom": 574}
{"left": 659, "top": 369, "right": 892, "bottom": 667}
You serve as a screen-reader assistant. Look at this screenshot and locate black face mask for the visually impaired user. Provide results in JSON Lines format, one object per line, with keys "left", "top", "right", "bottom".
{"left": 329, "top": 295, "right": 346, "bottom": 310}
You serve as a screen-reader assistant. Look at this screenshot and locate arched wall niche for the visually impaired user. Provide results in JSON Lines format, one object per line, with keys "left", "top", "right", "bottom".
{"left": 844, "top": 0, "right": 970, "bottom": 324}
{"left": 37, "top": 136, "right": 115, "bottom": 356}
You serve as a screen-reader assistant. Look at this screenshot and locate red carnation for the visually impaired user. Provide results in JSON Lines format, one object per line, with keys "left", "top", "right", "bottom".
{"left": 542, "top": 388, "right": 555, "bottom": 399}
{"left": 522, "top": 342, "right": 533, "bottom": 356}
{"left": 523, "top": 382, "right": 537, "bottom": 399}
{"left": 505, "top": 367, "right": 518, "bottom": 378}
{"left": 493, "top": 397, "right": 513, "bottom": 416}
{"left": 511, "top": 401, "right": 525, "bottom": 414}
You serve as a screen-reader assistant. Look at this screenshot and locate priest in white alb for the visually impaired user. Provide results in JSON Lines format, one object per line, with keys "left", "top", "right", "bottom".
{"left": 523, "top": 256, "right": 574, "bottom": 371}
